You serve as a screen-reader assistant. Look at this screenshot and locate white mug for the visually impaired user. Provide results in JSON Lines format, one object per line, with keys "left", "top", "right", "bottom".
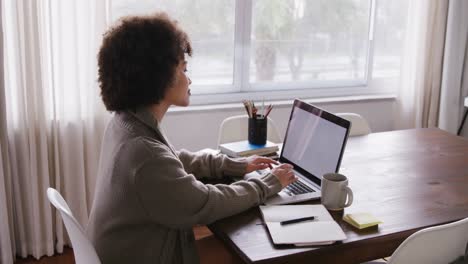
{"left": 321, "top": 173, "right": 353, "bottom": 211}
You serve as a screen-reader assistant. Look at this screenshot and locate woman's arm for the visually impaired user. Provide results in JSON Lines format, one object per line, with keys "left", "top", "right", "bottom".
{"left": 177, "top": 149, "right": 247, "bottom": 179}
{"left": 134, "top": 144, "right": 282, "bottom": 228}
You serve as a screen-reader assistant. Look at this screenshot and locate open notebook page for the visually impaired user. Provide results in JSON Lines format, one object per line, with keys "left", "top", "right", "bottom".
{"left": 260, "top": 205, "right": 346, "bottom": 246}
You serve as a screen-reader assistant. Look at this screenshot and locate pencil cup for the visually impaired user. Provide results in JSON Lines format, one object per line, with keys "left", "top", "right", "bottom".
{"left": 248, "top": 116, "right": 267, "bottom": 145}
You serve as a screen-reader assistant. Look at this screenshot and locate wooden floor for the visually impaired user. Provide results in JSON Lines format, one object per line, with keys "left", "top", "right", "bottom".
{"left": 14, "top": 248, "right": 75, "bottom": 264}
{"left": 14, "top": 226, "right": 243, "bottom": 264}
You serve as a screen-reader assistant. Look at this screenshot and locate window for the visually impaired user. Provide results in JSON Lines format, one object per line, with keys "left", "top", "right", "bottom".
{"left": 111, "top": 0, "right": 409, "bottom": 105}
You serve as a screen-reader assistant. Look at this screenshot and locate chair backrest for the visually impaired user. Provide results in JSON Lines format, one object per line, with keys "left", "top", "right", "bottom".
{"left": 335, "top": 113, "right": 371, "bottom": 136}
{"left": 388, "top": 217, "right": 468, "bottom": 264}
{"left": 47, "top": 188, "right": 101, "bottom": 264}
{"left": 217, "top": 115, "right": 282, "bottom": 147}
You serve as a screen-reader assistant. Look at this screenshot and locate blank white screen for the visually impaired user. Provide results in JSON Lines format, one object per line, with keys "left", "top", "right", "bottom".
{"left": 282, "top": 107, "right": 347, "bottom": 179}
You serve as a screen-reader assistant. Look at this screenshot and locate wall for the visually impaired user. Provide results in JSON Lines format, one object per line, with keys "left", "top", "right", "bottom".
{"left": 161, "top": 97, "right": 396, "bottom": 151}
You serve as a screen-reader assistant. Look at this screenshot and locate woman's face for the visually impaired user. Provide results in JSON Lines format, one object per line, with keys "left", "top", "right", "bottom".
{"left": 164, "top": 60, "right": 192, "bottom": 107}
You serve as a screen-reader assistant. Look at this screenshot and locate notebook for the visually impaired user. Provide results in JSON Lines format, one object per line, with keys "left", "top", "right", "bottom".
{"left": 219, "top": 140, "right": 279, "bottom": 157}
{"left": 259, "top": 204, "right": 346, "bottom": 246}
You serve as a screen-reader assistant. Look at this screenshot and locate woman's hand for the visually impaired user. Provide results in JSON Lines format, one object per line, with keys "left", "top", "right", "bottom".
{"left": 245, "top": 155, "right": 278, "bottom": 173}
{"left": 271, "top": 163, "right": 297, "bottom": 188}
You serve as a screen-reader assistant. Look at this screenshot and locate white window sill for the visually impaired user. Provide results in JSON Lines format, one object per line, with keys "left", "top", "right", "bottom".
{"left": 168, "top": 94, "right": 396, "bottom": 114}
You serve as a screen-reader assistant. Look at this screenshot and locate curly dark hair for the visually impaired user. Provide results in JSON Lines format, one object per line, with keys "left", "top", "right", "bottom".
{"left": 98, "top": 12, "right": 192, "bottom": 111}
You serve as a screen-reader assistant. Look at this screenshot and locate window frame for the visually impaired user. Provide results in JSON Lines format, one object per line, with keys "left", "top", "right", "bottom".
{"left": 188, "top": 0, "right": 383, "bottom": 105}
{"left": 110, "top": 0, "right": 398, "bottom": 105}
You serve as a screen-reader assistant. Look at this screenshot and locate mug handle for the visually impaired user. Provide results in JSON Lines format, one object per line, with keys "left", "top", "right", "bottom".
{"left": 344, "top": 186, "right": 354, "bottom": 208}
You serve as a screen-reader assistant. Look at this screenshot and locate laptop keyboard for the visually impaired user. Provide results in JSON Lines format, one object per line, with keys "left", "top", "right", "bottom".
{"left": 285, "top": 180, "right": 315, "bottom": 195}
{"left": 256, "top": 169, "right": 315, "bottom": 195}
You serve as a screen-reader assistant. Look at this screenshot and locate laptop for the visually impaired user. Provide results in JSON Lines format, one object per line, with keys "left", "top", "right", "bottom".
{"left": 245, "top": 99, "right": 351, "bottom": 205}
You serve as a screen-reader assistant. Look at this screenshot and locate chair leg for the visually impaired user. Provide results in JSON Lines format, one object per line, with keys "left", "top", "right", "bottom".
{"left": 457, "top": 109, "right": 468, "bottom": 136}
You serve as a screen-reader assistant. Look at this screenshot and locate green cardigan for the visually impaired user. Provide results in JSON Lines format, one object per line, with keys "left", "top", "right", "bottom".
{"left": 86, "top": 108, "right": 282, "bottom": 264}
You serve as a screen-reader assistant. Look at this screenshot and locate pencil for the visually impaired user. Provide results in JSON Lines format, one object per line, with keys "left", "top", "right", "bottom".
{"left": 265, "top": 104, "right": 273, "bottom": 117}
{"left": 242, "top": 100, "right": 251, "bottom": 118}
{"left": 251, "top": 101, "right": 257, "bottom": 119}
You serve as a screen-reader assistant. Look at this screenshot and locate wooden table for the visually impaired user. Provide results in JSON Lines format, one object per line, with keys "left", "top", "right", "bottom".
{"left": 208, "top": 128, "right": 468, "bottom": 264}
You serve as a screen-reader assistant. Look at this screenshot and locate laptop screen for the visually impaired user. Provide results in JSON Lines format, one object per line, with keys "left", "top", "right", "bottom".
{"left": 280, "top": 100, "right": 350, "bottom": 186}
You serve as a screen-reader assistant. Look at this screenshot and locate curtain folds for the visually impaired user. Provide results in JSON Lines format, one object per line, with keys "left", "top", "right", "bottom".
{"left": 394, "top": 0, "right": 449, "bottom": 129}
{"left": 438, "top": 0, "right": 468, "bottom": 135}
{"left": 1, "top": 1, "right": 14, "bottom": 262}
{"left": 1, "top": 0, "right": 109, "bottom": 260}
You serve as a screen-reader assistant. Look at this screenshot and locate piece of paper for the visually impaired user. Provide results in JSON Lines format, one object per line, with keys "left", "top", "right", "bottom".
{"left": 343, "top": 212, "right": 382, "bottom": 229}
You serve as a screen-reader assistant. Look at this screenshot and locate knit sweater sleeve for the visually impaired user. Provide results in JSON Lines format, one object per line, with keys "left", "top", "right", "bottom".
{"left": 134, "top": 142, "right": 282, "bottom": 229}
{"left": 177, "top": 149, "right": 247, "bottom": 179}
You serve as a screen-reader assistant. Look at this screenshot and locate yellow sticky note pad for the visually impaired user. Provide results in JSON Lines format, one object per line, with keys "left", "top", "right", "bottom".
{"left": 343, "top": 213, "right": 382, "bottom": 229}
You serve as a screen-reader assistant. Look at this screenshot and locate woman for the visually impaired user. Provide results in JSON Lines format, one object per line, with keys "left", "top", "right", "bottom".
{"left": 87, "top": 13, "right": 296, "bottom": 264}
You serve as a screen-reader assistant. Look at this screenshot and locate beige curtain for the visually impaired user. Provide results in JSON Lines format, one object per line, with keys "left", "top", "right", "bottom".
{"left": 0, "top": 144, "right": 14, "bottom": 264}
{"left": 1, "top": 0, "right": 110, "bottom": 261}
{"left": 1, "top": 1, "right": 14, "bottom": 262}
{"left": 395, "top": 0, "right": 449, "bottom": 129}
{"left": 438, "top": 0, "right": 468, "bottom": 136}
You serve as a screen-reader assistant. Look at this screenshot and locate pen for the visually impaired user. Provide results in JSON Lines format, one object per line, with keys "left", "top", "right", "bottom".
{"left": 262, "top": 98, "right": 265, "bottom": 118}
{"left": 280, "top": 216, "right": 316, "bottom": 226}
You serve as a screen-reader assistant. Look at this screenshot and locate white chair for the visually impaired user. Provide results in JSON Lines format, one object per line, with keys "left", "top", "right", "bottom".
{"left": 384, "top": 216, "right": 468, "bottom": 264}
{"left": 336, "top": 113, "right": 371, "bottom": 136}
{"left": 47, "top": 188, "right": 101, "bottom": 264}
{"left": 217, "top": 115, "right": 282, "bottom": 146}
